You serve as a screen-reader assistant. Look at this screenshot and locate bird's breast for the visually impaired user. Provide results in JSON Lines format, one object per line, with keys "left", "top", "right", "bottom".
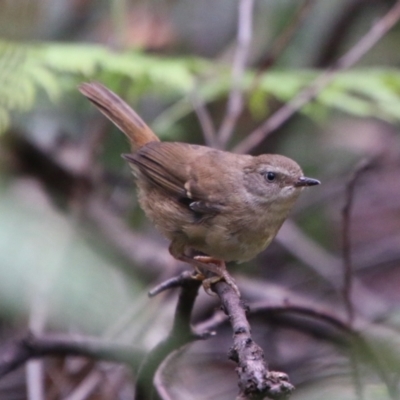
{"left": 188, "top": 202, "right": 291, "bottom": 263}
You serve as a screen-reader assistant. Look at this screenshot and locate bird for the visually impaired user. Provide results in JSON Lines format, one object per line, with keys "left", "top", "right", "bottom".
{"left": 79, "top": 82, "right": 320, "bottom": 297}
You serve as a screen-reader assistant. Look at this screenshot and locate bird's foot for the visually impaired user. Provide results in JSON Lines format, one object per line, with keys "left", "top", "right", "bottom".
{"left": 191, "top": 268, "right": 218, "bottom": 296}
{"left": 193, "top": 256, "right": 241, "bottom": 298}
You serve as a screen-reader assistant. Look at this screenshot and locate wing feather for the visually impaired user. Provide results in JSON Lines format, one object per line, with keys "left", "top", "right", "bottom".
{"left": 123, "top": 142, "right": 226, "bottom": 215}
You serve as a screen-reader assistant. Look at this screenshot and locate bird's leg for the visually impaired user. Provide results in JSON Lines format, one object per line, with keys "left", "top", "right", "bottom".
{"left": 169, "top": 242, "right": 241, "bottom": 297}
{"left": 193, "top": 256, "right": 241, "bottom": 298}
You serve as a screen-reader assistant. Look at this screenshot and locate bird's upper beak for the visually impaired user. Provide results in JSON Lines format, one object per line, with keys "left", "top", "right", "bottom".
{"left": 295, "top": 176, "right": 321, "bottom": 187}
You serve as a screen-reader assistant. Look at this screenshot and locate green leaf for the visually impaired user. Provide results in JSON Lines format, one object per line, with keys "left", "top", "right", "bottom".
{"left": 1, "top": 40, "right": 400, "bottom": 136}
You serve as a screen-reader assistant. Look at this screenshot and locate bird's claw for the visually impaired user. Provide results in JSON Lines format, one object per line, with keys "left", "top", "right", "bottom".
{"left": 192, "top": 257, "right": 241, "bottom": 297}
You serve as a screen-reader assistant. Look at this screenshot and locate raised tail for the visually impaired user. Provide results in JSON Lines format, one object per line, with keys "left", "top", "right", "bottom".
{"left": 79, "top": 82, "right": 160, "bottom": 152}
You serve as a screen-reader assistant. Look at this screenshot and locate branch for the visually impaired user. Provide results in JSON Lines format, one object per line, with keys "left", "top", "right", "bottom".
{"left": 148, "top": 274, "right": 295, "bottom": 399}
{"left": 251, "top": 302, "right": 352, "bottom": 335}
{"left": 257, "top": 0, "right": 316, "bottom": 71}
{"left": 148, "top": 270, "right": 196, "bottom": 297}
{"left": 234, "top": 0, "right": 400, "bottom": 154}
{"left": 191, "top": 90, "right": 218, "bottom": 148}
{"left": 0, "top": 333, "right": 144, "bottom": 379}
{"left": 217, "top": 0, "right": 255, "bottom": 148}
{"left": 315, "top": 0, "right": 378, "bottom": 67}
{"left": 342, "top": 158, "right": 375, "bottom": 324}
{"left": 213, "top": 281, "right": 294, "bottom": 400}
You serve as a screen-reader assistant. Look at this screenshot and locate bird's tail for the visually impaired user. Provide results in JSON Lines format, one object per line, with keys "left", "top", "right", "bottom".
{"left": 79, "top": 82, "right": 160, "bottom": 152}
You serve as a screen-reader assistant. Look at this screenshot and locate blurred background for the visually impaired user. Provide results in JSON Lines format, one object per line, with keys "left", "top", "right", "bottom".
{"left": 1, "top": 0, "right": 400, "bottom": 399}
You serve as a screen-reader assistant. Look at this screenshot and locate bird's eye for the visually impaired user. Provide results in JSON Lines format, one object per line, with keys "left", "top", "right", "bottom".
{"left": 266, "top": 172, "right": 276, "bottom": 182}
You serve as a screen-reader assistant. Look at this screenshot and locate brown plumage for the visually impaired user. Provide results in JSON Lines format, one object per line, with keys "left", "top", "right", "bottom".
{"left": 79, "top": 82, "right": 159, "bottom": 151}
{"left": 79, "top": 82, "right": 320, "bottom": 296}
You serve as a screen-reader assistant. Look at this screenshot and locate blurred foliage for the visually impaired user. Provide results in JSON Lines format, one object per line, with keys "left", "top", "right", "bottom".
{"left": 1, "top": 40, "right": 400, "bottom": 135}
{"left": 0, "top": 180, "right": 140, "bottom": 333}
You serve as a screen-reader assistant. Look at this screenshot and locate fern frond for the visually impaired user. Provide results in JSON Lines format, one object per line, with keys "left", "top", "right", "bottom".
{"left": 1, "top": 40, "right": 400, "bottom": 135}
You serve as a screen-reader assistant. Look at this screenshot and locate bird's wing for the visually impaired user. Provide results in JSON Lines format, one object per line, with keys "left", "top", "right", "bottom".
{"left": 123, "top": 142, "right": 226, "bottom": 215}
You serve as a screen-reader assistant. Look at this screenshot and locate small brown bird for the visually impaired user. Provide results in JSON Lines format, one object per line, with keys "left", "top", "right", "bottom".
{"left": 79, "top": 82, "right": 320, "bottom": 296}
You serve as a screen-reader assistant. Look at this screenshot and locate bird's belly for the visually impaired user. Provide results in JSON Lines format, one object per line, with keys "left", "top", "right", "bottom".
{"left": 185, "top": 217, "right": 279, "bottom": 263}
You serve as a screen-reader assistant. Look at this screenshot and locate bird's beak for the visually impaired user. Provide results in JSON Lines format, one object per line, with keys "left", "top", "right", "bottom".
{"left": 295, "top": 176, "right": 321, "bottom": 187}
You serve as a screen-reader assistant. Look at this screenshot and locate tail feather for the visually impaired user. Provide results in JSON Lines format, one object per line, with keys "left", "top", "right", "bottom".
{"left": 79, "top": 82, "right": 160, "bottom": 152}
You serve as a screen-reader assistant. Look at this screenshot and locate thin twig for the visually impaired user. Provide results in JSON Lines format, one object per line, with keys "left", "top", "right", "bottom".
{"left": 315, "top": 0, "right": 372, "bottom": 67}
{"left": 217, "top": 0, "right": 255, "bottom": 149}
{"left": 342, "top": 158, "right": 374, "bottom": 325}
{"left": 148, "top": 271, "right": 196, "bottom": 297}
{"left": 251, "top": 302, "right": 352, "bottom": 334}
{"left": 234, "top": 0, "right": 400, "bottom": 154}
{"left": 256, "top": 0, "right": 316, "bottom": 72}
{"left": 190, "top": 91, "right": 217, "bottom": 147}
